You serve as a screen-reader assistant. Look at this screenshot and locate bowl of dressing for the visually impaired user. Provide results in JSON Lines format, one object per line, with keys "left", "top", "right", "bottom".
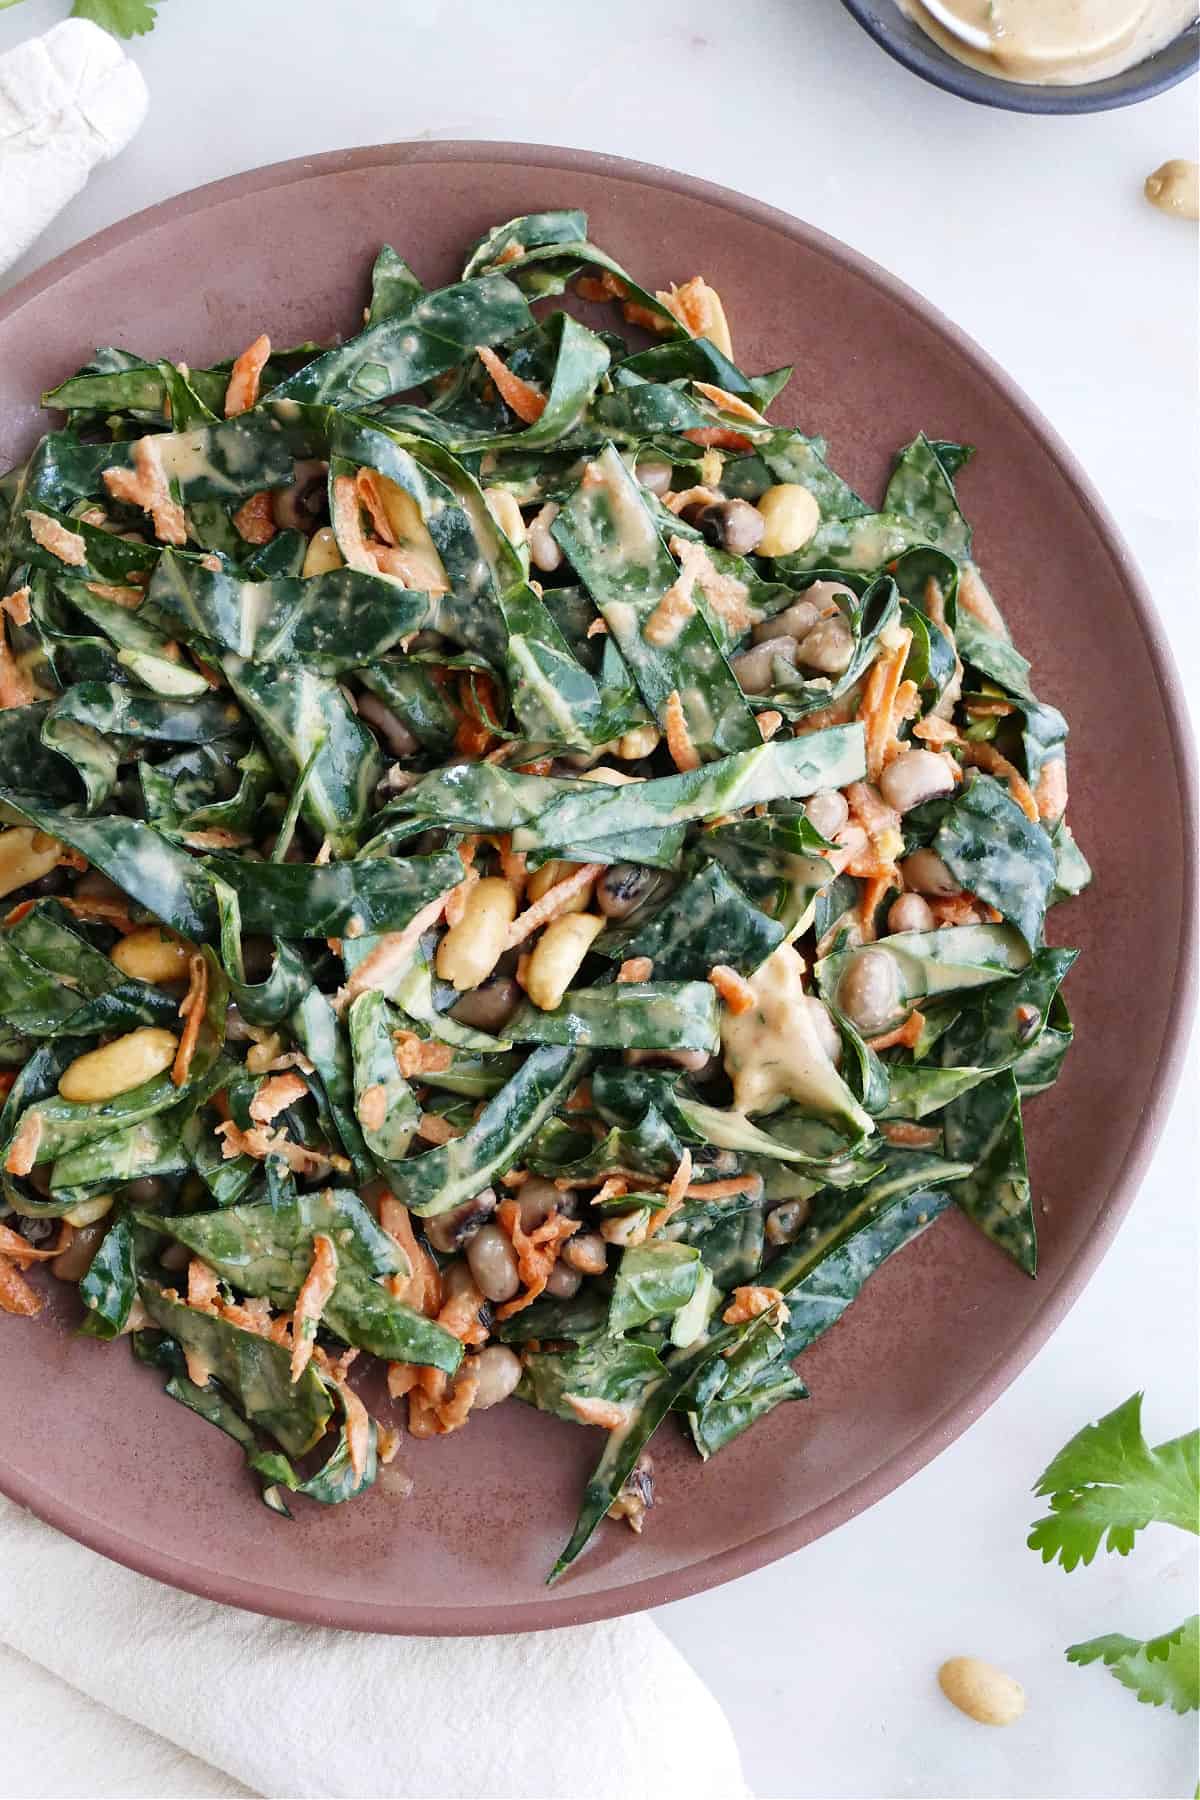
{"left": 839, "top": 0, "right": 1199, "bottom": 111}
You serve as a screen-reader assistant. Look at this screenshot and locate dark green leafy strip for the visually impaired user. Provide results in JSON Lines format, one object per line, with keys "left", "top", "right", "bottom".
{"left": 689, "top": 1366, "right": 808, "bottom": 1459}
{"left": 882, "top": 434, "right": 972, "bottom": 559}
{"left": 513, "top": 727, "right": 867, "bottom": 853}
{"left": 595, "top": 860, "right": 784, "bottom": 978}
{"left": 396, "top": 1045, "right": 588, "bottom": 1216}
{"left": 497, "top": 578, "right": 606, "bottom": 748}
{"left": 347, "top": 990, "right": 419, "bottom": 1164}
{"left": 42, "top": 682, "right": 244, "bottom": 810}
{"left": 934, "top": 773, "right": 1056, "bottom": 950}
{"left": 288, "top": 989, "right": 373, "bottom": 1183}
{"left": 17, "top": 504, "right": 160, "bottom": 582}
{"left": 0, "top": 705, "right": 80, "bottom": 801}
{"left": 761, "top": 577, "right": 901, "bottom": 722}
{"left": 551, "top": 443, "right": 760, "bottom": 760}
{"left": 815, "top": 923, "right": 1030, "bottom": 1023}
{"left": 203, "top": 850, "right": 461, "bottom": 938}
{"left": 218, "top": 654, "right": 380, "bottom": 855}
{"left": 367, "top": 245, "right": 426, "bottom": 322}
{"left": 462, "top": 210, "right": 590, "bottom": 278}
{"left": 504, "top": 982, "right": 719, "bottom": 1051}
{"left": 266, "top": 274, "right": 532, "bottom": 406}
{"left": 146, "top": 551, "right": 433, "bottom": 672}
{"left": 77, "top": 1209, "right": 137, "bottom": 1339}
{"left": 142, "top": 1189, "right": 462, "bottom": 1372}
{"left": 936, "top": 948, "right": 1079, "bottom": 1075}
{"left": 454, "top": 313, "right": 611, "bottom": 453}
{"left": 547, "top": 1323, "right": 741, "bottom": 1581}
{"left": 50, "top": 1106, "right": 191, "bottom": 1195}
{"left": 941, "top": 1071, "right": 1035, "bottom": 1275}
{"left": 131, "top": 1330, "right": 298, "bottom": 1501}
{"left": 519, "top": 1336, "right": 666, "bottom": 1424}
{"left": 213, "top": 879, "right": 311, "bottom": 1026}
{"left": 608, "top": 1242, "right": 701, "bottom": 1334}
{"left": 0, "top": 799, "right": 220, "bottom": 941}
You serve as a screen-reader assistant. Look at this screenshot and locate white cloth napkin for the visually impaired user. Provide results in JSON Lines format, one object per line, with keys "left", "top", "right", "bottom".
{"left": 0, "top": 17, "right": 147, "bottom": 279}
{"left": 0, "top": 1494, "right": 748, "bottom": 1800}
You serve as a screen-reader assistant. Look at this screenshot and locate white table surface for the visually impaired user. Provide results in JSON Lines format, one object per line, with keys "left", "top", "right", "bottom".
{"left": 1, "top": 2, "right": 1196, "bottom": 1796}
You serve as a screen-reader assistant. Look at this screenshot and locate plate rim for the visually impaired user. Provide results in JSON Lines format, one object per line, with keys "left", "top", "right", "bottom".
{"left": 0, "top": 138, "right": 1194, "bottom": 1636}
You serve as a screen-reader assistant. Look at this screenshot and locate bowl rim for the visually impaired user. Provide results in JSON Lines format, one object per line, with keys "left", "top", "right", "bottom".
{"left": 838, "top": 0, "right": 1199, "bottom": 113}
{"left": 0, "top": 138, "right": 1195, "bottom": 1635}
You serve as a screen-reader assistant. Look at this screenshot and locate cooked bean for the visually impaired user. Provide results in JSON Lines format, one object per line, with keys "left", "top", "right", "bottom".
{"left": 51, "top": 1219, "right": 111, "bottom": 1282}
{"left": 515, "top": 1177, "right": 566, "bottom": 1231}
{"left": 731, "top": 635, "right": 798, "bottom": 695}
{"left": 241, "top": 936, "right": 276, "bottom": 982}
{"left": 110, "top": 925, "right": 191, "bottom": 986}
{"left": 449, "top": 975, "right": 521, "bottom": 1034}
{"left": 596, "top": 863, "right": 662, "bottom": 920}
{"left": 58, "top": 1028, "right": 179, "bottom": 1104}
{"left": 436, "top": 878, "right": 518, "bottom": 992}
{"left": 805, "top": 997, "right": 842, "bottom": 1064}
{"left": 527, "top": 502, "right": 562, "bottom": 572}
{"left": 423, "top": 1188, "right": 498, "bottom": 1254}
{"left": 544, "top": 1259, "right": 582, "bottom": 1298}
{"left": 753, "top": 598, "right": 819, "bottom": 645}
{"left": 938, "top": 1657, "right": 1026, "bottom": 1727}
{"left": 271, "top": 459, "right": 328, "bottom": 533}
{"left": 301, "top": 525, "right": 342, "bottom": 576}
{"left": 223, "top": 1004, "right": 258, "bottom": 1042}
{"left": 765, "top": 1198, "right": 810, "bottom": 1246}
{"left": 887, "top": 892, "right": 935, "bottom": 935}
{"left": 563, "top": 1230, "right": 608, "bottom": 1276}
{"left": 0, "top": 827, "right": 63, "bottom": 900}
{"left": 160, "top": 1241, "right": 190, "bottom": 1272}
{"left": 471, "top": 1344, "right": 523, "bottom": 1410}
{"left": 636, "top": 460, "right": 673, "bottom": 496}
{"left": 122, "top": 1176, "right": 167, "bottom": 1208}
{"left": 696, "top": 499, "right": 764, "bottom": 555}
{"left": 795, "top": 613, "right": 854, "bottom": 674}
{"left": 804, "top": 788, "right": 849, "bottom": 840}
{"left": 465, "top": 1223, "right": 521, "bottom": 1302}
{"left": 484, "top": 486, "right": 526, "bottom": 545}
{"left": 356, "top": 690, "right": 419, "bottom": 758}
{"left": 525, "top": 912, "right": 604, "bottom": 1011}
{"left": 62, "top": 1191, "right": 115, "bottom": 1228}
{"left": 439, "top": 1257, "right": 476, "bottom": 1301}
{"left": 624, "top": 1046, "right": 715, "bottom": 1073}
{"left": 73, "top": 868, "right": 125, "bottom": 902}
{"left": 900, "top": 847, "right": 961, "bottom": 898}
{"left": 615, "top": 724, "right": 661, "bottom": 761}
{"left": 835, "top": 949, "right": 901, "bottom": 1034}
{"left": 879, "top": 749, "right": 956, "bottom": 814}
{"left": 754, "top": 483, "right": 820, "bottom": 557}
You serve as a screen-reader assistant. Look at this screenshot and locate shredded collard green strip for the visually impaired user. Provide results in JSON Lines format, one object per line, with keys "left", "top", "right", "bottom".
{"left": 0, "top": 208, "right": 1086, "bottom": 1575}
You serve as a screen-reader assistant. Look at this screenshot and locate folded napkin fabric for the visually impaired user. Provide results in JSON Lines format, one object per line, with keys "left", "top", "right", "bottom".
{"left": 0, "top": 1495, "right": 748, "bottom": 1800}
{"left": 0, "top": 17, "right": 148, "bottom": 279}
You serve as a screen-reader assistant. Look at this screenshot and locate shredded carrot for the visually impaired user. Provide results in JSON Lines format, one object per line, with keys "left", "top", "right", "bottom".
{"left": 187, "top": 1257, "right": 221, "bottom": 1310}
{"left": 0, "top": 1220, "right": 72, "bottom": 1267}
{"left": 232, "top": 491, "right": 276, "bottom": 545}
{"left": 913, "top": 715, "right": 960, "bottom": 746}
{"left": 963, "top": 698, "right": 1015, "bottom": 719}
{"left": 1, "top": 586, "right": 31, "bottom": 625}
{"left": 0, "top": 1256, "right": 42, "bottom": 1316}
{"left": 4, "top": 1109, "right": 42, "bottom": 1177}
{"left": 475, "top": 346, "right": 546, "bottom": 424}
{"left": 224, "top": 333, "right": 271, "bottom": 417}
{"left": 858, "top": 628, "right": 914, "bottom": 780}
{"left": 417, "top": 1112, "right": 463, "bottom": 1145}
{"left": 929, "top": 895, "right": 1001, "bottom": 928}
{"left": 171, "top": 954, "right": 208, "bottom": 1087}
{"left": 0, "top": 623, "right": 34, "bottom": 709}
{"left": 248, "top": 1070, "right": 308, "bottom": 1124}
{"left": 682, "top": 426, "right": 754, "bottom": 453}
{"left": 453, "top": 672, "right": 500, "bottom": 757}
{"left": 866, "top": 1009, "right": 925, "bottom": 1053}
{"left": 379, "top": 1194, "right": 442, "bottom": 1316}
{"left": 857, "top": 873, "right": 895, "bottom": 942}
{"left": 880, "top": 1120, "right": 941, "bottom": 1148}
{"left": 505, "top": 862, "right": 602, "bottom": 948}
{"left": 288, "top": 1233, "right": 338, "bottom": 1381}
{"left": 684, "top": 1175, "right": 763, "bottom": 1200}
{"left": 408, "top": 1361, "right": 481, "bottom": 1438}
{"left": 617, "top": 956, "right": 654, "bottom": 984}
{"left": 355, "top": 468, "right": 396, "bottom": 544}
{"left": 495, "top": 1198, "right": 580, "bottom": 1319}
{"left": 393, "top": 1031, "right": 453, "bottom": 1079}
{"left": 692, "top": 381, "right": 765, "bottom": 424}
{"left": 722, "top": 1284, "right": 789, "bottom": 1327}
{"left": 656, "top": 276, "right": 734, "bottom": 359}
{"left": 335, "top": 1378, "right": 372, "bottom": 1477}
{"left": 646, "top": 1148, "right": 693, "bottom": 1238}
{"left": 708, "top": 963, "right": 755, "bottom": 1015}
{"left": 757, "top": 710, "right": 783, "bottom": 742}
{"left": 563, "top": 1394, "right": 632, "bottom": 1431}
{"left": 959, "top": 742, "right": 1039, "bottom": 821}
{"left": 24, "top": 510, "right": 86, "bottom": 566}
{"left": 103, "top": 437, "right": 187, "bottom": 546}
{"left": 1035, "top": 757, "right": 1068, "bottom": 824}
{"left": 388, "top": 1361, "right": 420, "bottom": 1399}
{"left": 664, "top": 688, "right": 700, "bottom": 773}
{"left": 575, "top": 271, "right": 627, "bottom": 303}
{"left": 339, "top": 891, "right": 451, "bottom": 1010}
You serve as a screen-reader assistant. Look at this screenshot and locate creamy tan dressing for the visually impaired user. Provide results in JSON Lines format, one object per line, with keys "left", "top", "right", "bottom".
{"left": 898, "top": 0, "right": 1196, "bottom": 83}
{"left": 720, "top": 945, "right": 872, "bottom": 1133}
{"left": 1145, "top": 159, "right": 1200, "bottom": 217}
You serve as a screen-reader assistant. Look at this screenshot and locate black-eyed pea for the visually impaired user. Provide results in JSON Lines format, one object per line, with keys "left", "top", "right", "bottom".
{"left": 887, "top": 893, "right": 936, "bottom": 935}
{"left": 731, "top": 635, "right": 798, "bottom": 695}
{"left": 50, "top": 1217, "right": 113, "bottom": 1282}
{"left": 527, "top": 502, "right": 562, "bottom": 571}
{"left": 435, "top": 878, "right": 518, "bottom": 992}
{"left": 879, "top": 748, "right": 956, "bottom": 814}
{"left": 525, "top": 913, "right": 605, "bottom": 1011}
{"left": 57, "top": 1027, "right": 179, "bottom": 1103}
{"left": 110, "top": 925, "right": 192, "bottom": 986}
{"left": 563, "top": 1229, "right": 608, "bottom": 1276}
{"left": 753, "top": 598, "right": 819, "bottom": 645}
{"left": 835, "top": 949, "right": 901, "bottom": 1034}
{"left": 471, "top": 1344, "right": 523, "bottom": 1410}
{"left": 938, "top": 1657, "right": 1026, "bottom": 1727}
{"left": 465, "top": 1224, "right": 521, "bottom": 1303}
{"left": 754, "top": 483, "right": 820, "bottom": 557}
{"left": 0, "top": 827, "right": 64, "bottom": 900}
{"left": 804, "top": 788, "right": 850, "bottom": 840}
{"left": 615, "top": 724, "right": 661, "bottom": 760}
{"left": 900, "top": 847, "right": 962, "bottom": 898}
{"left": 795, "top": 613, "right": 854, "bottom": 674}
{"left": 544, "top": 1259, "right": 582, "bottom": 1298}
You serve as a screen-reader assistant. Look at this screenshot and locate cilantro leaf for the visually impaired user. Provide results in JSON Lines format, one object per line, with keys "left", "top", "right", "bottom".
{"left": 1066, "top": 1616, "right": 1199, "bottom": 1715}
{"left": 71, "top": 0, "right": 160, "bottom": 37}
{"left": 1027, "top": 1393, "right": 1200, "bottom": 1571}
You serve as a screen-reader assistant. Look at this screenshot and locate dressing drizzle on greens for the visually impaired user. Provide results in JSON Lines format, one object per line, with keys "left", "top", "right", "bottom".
{"left": 0, "top": 210, "right": 1088, "bottom": 1580}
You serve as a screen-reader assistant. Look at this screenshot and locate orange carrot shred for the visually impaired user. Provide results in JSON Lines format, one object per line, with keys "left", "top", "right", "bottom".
{"left": 475, "top": 346, "right": 546, "bottom": 424}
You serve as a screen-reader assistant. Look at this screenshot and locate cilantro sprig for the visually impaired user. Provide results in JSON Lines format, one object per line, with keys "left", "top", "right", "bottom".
{"left": 0, "top": 0, "right": 161, "bottom": 37}
{"left": 1030, "top": 1393, "right": 1199, "bottom": 1721}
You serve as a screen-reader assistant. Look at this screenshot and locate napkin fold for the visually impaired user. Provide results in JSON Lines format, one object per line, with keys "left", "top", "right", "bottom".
{"left": 0, "top": 1496, "right": 747, "bottom": 1800}
{"left": 0, "top": 18, "right": 148, "bottom": 279}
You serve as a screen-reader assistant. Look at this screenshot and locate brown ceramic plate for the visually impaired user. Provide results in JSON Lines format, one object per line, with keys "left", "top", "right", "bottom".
{"left": 0, "top": 143, "right": 1193, "bottom": 1636}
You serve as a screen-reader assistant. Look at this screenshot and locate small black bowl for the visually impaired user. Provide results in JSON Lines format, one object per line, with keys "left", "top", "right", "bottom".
{"left": 839, "top": 1, "right": 1199, "bottom": 112}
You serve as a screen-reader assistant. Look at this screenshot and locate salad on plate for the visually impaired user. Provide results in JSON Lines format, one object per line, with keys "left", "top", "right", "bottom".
{"left": 0, "top": 208, "right": 1090, "bottom": 1579}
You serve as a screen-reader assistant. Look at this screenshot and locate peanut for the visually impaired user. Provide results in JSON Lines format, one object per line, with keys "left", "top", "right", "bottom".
{"left": 938, "top": 1657, "right": 1026, "bottom": 1727}
{"left": 110, "top": 925, "right": 191, "bottom": 986}
{"left": 58, "top": 1028, "right": 179, "bottom": 1104}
